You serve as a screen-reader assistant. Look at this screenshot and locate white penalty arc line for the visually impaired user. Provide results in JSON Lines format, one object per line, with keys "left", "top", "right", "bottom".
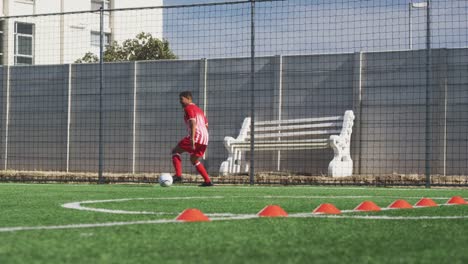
{"left": 61, "top": 195, "right": 454, "bottom": 216}
{"left": 60, "top": 196, "right": 396, "bottom": 217}
{"left": 58, "top": 195, "right": 468, "bottom": 221}
{"left": 2, "top": 196, "right": 468, "bottom": 233}
{"left": 61, "top": 196, "right": 227, "bottom": 215}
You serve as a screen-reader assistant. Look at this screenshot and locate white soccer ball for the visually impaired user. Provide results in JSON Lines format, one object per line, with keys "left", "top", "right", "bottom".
{"left": 159, "top": 173, "right": 173, "bottom": 187}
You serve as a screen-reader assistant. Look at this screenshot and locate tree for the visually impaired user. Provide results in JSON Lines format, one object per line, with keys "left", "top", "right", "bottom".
{"left": 75, "top": 32, "right": 177, "bottom": 63}
{"left": 74, "top": 52, "right": 99, "bottom": 63}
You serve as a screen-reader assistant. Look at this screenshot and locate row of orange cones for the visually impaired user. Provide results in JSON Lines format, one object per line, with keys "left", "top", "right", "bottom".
{"left": 175, "top": 196, "right": 468, "bottom": 222}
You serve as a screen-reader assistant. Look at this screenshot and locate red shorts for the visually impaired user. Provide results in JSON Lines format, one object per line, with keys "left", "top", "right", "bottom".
{"left": 177, "top": 137, "right": 207, "bottom": 157}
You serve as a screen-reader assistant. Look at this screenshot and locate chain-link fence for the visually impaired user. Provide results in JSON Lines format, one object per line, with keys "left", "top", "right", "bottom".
{"left": 0, "top": 0, "right": 467, "bottom": 186}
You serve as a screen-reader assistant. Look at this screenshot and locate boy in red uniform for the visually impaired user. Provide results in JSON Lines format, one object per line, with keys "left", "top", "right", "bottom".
{"left": 171, "top": 91, "right": 213, "bottom": 187}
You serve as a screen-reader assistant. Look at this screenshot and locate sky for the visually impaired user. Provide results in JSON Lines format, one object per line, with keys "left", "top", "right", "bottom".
{"left": 159, "top": 0, "right": 468, "bottom": 59}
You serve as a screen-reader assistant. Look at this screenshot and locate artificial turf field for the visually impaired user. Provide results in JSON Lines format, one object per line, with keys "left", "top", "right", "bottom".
{"left": 1, "top": 183, "right": 468, "bottom": 264}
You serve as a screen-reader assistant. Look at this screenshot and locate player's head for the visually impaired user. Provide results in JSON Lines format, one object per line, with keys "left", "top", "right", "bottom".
{"left": 179, "top": 91, "right": 193, "bottom": 107}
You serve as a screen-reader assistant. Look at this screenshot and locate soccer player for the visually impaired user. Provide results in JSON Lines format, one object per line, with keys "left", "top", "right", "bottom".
{"left": 171, "top": 91, "right": 213, "bottom": 187}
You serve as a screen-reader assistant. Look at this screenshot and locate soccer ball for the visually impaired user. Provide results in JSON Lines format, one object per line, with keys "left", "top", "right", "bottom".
{"left": 159, "top": 173, "right": 173, "bottom": 187}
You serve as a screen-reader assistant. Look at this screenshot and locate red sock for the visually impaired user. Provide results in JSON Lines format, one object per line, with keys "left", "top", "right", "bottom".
{"left": 172, "top": 154, "right": 182, "bottom": 176}
{"left": 194, "top": 161, "right": 211, "bottom": 183}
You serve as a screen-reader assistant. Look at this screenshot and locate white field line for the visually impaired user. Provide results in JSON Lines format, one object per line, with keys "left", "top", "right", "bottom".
{"left": 224, "top": 186, "right": 465, "bottom": 192}
{"left": 61, "top": 196, "right": 225, "bottom": 215}
{"left": 1, "top": 183, "right": 464, "bottom": 192}
{"left": 3, "top": 210, "right": 467, "bottom": 233}
{"left": 290, "top": 213, "right": 468, "bottom": 220}
{"left": 1, "top": 196, "right": 467, "bottom": 233}
{"left": 260, "top": 195, "right": 451, "bottom": 200}
{"left": 62, "top": 196, "right": 453, "bottom": 216}
{"left": 0, "top": 219, "right": 179, "bottom": 232}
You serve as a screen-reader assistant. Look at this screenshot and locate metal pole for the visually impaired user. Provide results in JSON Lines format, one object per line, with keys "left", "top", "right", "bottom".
{"left": 4, "top": 66, "right": 10, "bottom": 170}
{"left": 425, "top": 0, "right": 431, "bottom": 188}
{"left": 443, "top": 75, "right": 447, "bottom": 177}
{"left": 132, "top": 62, "right": 137, "bottom": 174}
{"left": 277, "top": 55, "right": 283, "bottom": 171}
{"left": 98, "top": 5, "right": 104, "bottom": 184}
{"left": 249, "top": 0, "right": 255, "bottom": 185}
{"left": 409, "top": 2, "right": 412, "bottom": 49}
{"left": 66, "top": 64, "right": 72, "bottom": 172}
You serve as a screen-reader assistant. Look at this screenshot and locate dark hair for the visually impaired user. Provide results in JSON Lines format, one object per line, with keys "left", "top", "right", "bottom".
{"left": 179, "top": 91, "right": 192, "bottom": 99}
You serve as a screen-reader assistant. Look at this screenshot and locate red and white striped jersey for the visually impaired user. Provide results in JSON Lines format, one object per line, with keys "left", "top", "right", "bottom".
{"left": 184, "top": 103, "right": 209, "bottom": 145}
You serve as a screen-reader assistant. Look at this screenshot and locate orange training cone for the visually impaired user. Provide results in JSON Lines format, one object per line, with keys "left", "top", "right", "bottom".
{"left": 313, "top": 203, "right": 341, "bottom": 214}
{"left": 257, "top": 205, "right": 288, "bottom": 217}
{"left": 354, "top": 201, "right": 381, "bottom": 212}
{"left": 176, "top": 208, "right": 210, "bottom": 222}
{"left": 414, "top": 198, "right": 438, "bottom": 207}
{"left": 446, "top": 196, "right": 468, "bottom": 205}
{"left": 388, "top": 199, "right": 413, "bottom": 209}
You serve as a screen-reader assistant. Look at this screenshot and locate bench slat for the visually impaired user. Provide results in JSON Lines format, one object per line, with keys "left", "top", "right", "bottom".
{"left": 229, "top": 141, "right": 329, "bottom": 150}
{"left": 254, "top": 122, "right": 342, "bottom": 132}
{"left": 231, "top": 138, "right": 329, "bottom": 145}
{"left": 246, "top": 129, "right": 342, "bottom": 139}
{"left": 232, "top": 146, "right": 328, "bottom": 151}
{"left": 256, "top": 116, "right": 343, "bottom": 126}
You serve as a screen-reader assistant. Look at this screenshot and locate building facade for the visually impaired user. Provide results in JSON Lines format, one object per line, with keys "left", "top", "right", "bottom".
{"left": 0, "top": 0, "right": 163, "bottom": 65}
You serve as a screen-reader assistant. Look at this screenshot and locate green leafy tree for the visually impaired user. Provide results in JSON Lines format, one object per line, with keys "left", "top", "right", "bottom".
{"left": 75, "top": 32, "right": 177, "bottom": 63}
{"left": 74, "top": 52, "right": 99, "bottom": 63}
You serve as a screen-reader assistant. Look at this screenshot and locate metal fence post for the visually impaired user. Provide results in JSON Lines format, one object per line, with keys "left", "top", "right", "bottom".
{"left": 425, "top": 0, "right": 432, "bottom": 188}
{"left": 132, "top": 61, "right": 137, "bottom": 174}
{"left": 249, "top": 0, "right": 256, "bottom": 185}
{"left": 274, "top": 55, "right": 283, "bottom": 172}
{"left": 4, "top": 66, "right": 10, "bottom": 170}
{"left": 66, "top": 64, "right": 72, "bottom": 172}
{"left": 98, "top": 5, "right": 105, "bottom": 184}
{"left": 352, "top": 52, "right": 363, "bottom": 175}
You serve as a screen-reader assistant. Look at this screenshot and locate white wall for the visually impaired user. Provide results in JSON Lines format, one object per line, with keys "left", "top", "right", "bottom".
{"left": 112, "top": 0, "right": 163, "bottom": 43}
{"left": 8, "top": 0, "right": 35, "bottom": 15}
{"left": 4, "top": 0, "right": 36, "bottom": 64}
{"left": 2, "top": 0, "right": 164, "bottom": 65}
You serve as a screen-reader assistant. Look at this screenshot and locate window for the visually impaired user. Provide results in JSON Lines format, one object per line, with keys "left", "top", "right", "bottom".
{"left": 91, "top": 0, "right": 110, "bottom": 10}
{"left": 14, "top": 22, "right": 34, "bottom": 65}
{"left": 92, "top": 0, "right": 111, "bottom": 29}
{"left": 91, "top": 31, "right": 111, "bottom": 47}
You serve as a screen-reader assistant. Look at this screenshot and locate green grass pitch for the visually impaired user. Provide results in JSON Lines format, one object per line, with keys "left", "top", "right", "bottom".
{"left": 1, "top": 183, "right": 468, "bottom": 264}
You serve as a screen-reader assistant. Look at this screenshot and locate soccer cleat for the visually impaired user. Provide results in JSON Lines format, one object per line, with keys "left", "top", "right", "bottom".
{"left": 198, "top": 182, "right": 214, "bottom": 187}
{"left": 172, "top": 175, "right": 183, "bottom": 183}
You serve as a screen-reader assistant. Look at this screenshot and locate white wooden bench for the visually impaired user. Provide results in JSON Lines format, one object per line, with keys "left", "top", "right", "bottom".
{"left": 219, "top": 110, "right": 355, "bottom": 177}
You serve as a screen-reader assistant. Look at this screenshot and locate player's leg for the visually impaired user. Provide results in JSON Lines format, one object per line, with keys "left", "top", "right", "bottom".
{"left": 171, "top": 146, "right": 184, "bottom": 179}
{"left": 190, "top": 146, "right": 213, "bottom": 186}
{"left": 172, "top": 139, "right": 190, "bottom": 182}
